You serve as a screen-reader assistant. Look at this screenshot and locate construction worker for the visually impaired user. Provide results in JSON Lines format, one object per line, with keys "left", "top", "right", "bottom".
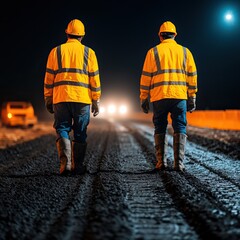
{"left": 140, "top": 21, "right": 197, "bottom": 172}
{"left": 44, "top": 19, "right": 101, "bottom": 175}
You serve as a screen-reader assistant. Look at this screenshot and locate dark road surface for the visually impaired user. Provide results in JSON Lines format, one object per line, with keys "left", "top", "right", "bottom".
{"left": 0, "top": 118, "right": 240, "bottom": 240}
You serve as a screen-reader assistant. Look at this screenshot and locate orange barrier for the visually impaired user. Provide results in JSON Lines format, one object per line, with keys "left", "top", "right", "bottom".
{"left": 128, "top": 110, "right": 240, "bottom": 131}
{"left": 186, "top": 110, "right": 240, "bottom": 130}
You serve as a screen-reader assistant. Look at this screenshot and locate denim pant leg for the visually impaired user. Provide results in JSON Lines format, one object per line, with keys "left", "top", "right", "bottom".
{"left": 153, "top": 100, "right": 169, "bottom": 134}
{"left": 170, "top": 100, "right": 187, "bottom": 134}
{"left": 53, "top": 103, "right": 72, "bottom": 140}
{"left": 72, "top": 103, "right": 90, "bottom": 143}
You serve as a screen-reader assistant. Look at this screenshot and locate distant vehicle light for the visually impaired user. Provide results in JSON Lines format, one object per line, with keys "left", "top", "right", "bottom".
{"left": 99, "top": 106, "right": 105, "bottom": 113}
{"left": 1, "top": 101, "right": 38, "bottom": 128}
{"left": 119, "top": 105, "right": 127, "bottom": 114}
{"left": 108, "top": 104, "right": 117, "bottom": 114}
{"left": 97, "top": 100, "right": 129, "bottom": 118}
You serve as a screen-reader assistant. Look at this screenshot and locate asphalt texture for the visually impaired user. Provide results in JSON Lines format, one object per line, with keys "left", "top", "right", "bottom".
{"left": 0, "top": 118, "right": 239, "bottom": 240}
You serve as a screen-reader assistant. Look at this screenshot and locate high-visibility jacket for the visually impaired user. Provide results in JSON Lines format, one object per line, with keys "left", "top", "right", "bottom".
{"left": 44, "top": 39, "right": 101, "bottom": 104}
{"left": 140, "top": 39, "right": 197, "bottom": 102}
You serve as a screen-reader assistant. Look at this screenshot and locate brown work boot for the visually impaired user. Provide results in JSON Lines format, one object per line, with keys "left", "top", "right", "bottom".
{"left": 72, "top": 141, "right": 87, "bottom": 175}
{"left": 173, "top": 133, "right": 187, "bottom": 172}
{"left": 56, "top": 137, "right": 72, "bottom": 175}
{"left": 154, "top": 134, "right": 168, "bottom": 170}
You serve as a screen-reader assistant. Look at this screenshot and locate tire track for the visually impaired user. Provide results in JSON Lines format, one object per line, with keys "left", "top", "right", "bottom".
{"left": 123, "top": 120, "right": 240, "bottom": 239}
{"left": 40, "top": 119, "right": 112, "bottom": 240}
{"left": 83, "top": 120, "right": 199, "bottom": 239}
{"left": 0, "top": 119, "right": 111, "bottom": 240}
{"left": 1, "top": 118, "right": 240, "bottom": 240}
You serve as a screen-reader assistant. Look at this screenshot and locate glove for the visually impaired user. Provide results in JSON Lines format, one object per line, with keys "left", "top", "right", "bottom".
{"left": 187, "top": 96, "right": 196, "bottom": 113}
{"left": 140, "top": 98, "right": 149, "bottom": 114}
{"left": 44, "top": 96, "right": 54, "bottom": 114}
{"left": 91, "top": 100, "right": 100, "bottom": 117}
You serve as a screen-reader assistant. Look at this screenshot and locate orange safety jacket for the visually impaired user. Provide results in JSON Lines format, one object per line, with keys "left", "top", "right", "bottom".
{"left": 44, "top": 39, "right": 101, "bottom": 104}
{"left": 140, "top": 39, "right": 197, "bottom": 102}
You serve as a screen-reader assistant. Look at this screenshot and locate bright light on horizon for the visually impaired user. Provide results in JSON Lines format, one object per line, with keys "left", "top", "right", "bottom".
{"left": 119, "top": 105, "right": 127, "bottom": 114}
{"left": 108, "top": 104, "right": 117, "bottom": 114}
{"left": 99, "top": 106, "right": 105, "bottom": 113}
{"left": 97, "top": 100, "right": 130, "bottom": 118}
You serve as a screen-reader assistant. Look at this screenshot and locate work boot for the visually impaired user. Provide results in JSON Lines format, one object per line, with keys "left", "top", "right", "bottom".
{"left": 56, "top": 137, "right": 72, "bottom": 175}
{"left": 173, "top": 133, "right": 187, "bottom": 172}
{"left": 72, "top": 141, "right": 87, "bottom": 174}
{"left": 154, "top": 133, "right": 168, "bottom": 170}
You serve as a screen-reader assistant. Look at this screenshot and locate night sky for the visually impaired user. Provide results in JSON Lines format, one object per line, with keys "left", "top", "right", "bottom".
{"left": 1, "top": 0, "right": 240, "bottom": 118}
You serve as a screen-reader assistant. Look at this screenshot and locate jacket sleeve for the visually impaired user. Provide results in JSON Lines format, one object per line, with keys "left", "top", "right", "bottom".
{"left": 44, "top": 48, "right": 56, "bottom": 100}
{"left": 88, "top": 49, "right": 101, "bottom": 102}
{"left": 186, "top": 48, "right": 198, "bottom": 98}
{"left": 140, "top": 48, "right": 155, "bottom": 100}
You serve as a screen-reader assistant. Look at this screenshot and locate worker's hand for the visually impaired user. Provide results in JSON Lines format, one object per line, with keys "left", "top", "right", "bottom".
{"left": 45, "top": 96, "right": 54, "bottom": 114}
{"left": 91, "top": 100, "right": 100, "bottom": 117}
{"left": 187, "top": 96, "right": 196, "bottom": 113}
{"left": 140, "top": 98, "right": 149, "bottom": 114}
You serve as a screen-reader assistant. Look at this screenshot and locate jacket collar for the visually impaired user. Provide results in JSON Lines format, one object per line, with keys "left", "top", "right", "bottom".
{"left": 161, "top": 39, "right": 176, "bottom": 44}
{"left": 66, "top": 38, "right": 82, "bottom": 44}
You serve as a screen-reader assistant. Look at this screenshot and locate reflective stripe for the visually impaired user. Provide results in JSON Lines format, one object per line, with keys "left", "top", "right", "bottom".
{"left": 90, "top": 86, "right": 101, "bottom": 92}
{"left": 44, "top": 81, "right": 101, "bottom": 92}
{"left": 188, "top": 85, "right": 197, "bottom": 90}
{"left": 57, "top": 68, "right": 87, "bottom": 74}
{"left": 186, "top": 71, "right": 197, "bottom": 77}
{"left": 89, "top": 70, "right": 99, "bottom": 77}
{"left": 46, "top": 68, "right": 55, "bottom": 74}
{"left": 142, "top": 68, "right": 186, "bottom": 77}
{"left": 183, "top": 47, "right": 187, "bottom": 70}
{"left": 46, "top": 68, "right": 88, "bottom": 75}
{"left": 142, "top": 70, "right": 152, "bottom": 77}
{"left": 140, "top": 85, "right": 150, "bottom": 90}
{"left": 153, "top": 46, "right": 161, "bottom": 71}
{"left": 83, "top": 46, "right": 89, "bottom": 73}
{"left": 54, "top": 80, "right": 89, "bottom": 88}
{"left": 57, "top": 46, "right": 62, "bottom": 70}
{"left": 153, "top": 69, "right": 186, "bottom": 75}
{"left": 44, "top": 83, "right": 54, "bottom": 89}
{"left": 150, "top": 81, "right": 188, "bottom": 90}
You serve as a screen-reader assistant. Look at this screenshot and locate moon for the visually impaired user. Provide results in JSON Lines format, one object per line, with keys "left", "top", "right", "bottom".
{"left": 225, "top": 13, "right": 233, "bottom": 21}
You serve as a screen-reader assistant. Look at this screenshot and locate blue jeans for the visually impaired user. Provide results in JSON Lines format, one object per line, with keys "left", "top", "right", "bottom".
{"left": 53, "top": 102, "right": 90, "bottom": 143}
{"left": 152, "top": 99, "right": 187, "bottom": 135}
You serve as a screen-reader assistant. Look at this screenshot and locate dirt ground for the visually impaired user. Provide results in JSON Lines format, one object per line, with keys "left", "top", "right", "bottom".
{"left": 0, "top": 120, "right": 239, "bottom": 160}
{"left": 0, "top": 118, "right": 239, "bottom": 240}
{"left": 0, "top": 121, "right": 54, "bottom": 149}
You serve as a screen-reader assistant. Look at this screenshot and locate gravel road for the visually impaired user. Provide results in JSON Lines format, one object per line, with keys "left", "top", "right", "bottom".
{"left": 0, "top": 118, "right": 239, "bottom": 240}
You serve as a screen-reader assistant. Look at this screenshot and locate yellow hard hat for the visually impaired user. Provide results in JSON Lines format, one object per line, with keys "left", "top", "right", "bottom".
{"left": 159, "top": 21, "right": 177, "bottom": 36}
{"left": 65, "top": 19, "right": 85, "bottom": 36}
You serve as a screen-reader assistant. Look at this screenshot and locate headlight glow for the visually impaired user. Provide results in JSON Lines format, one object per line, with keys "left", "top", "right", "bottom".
{"left": 98, "top": 99, "right": 130, "bottom": 118}
{"left": 119, "top": 105, "right": 127, "bottom": 114}
{"left": 99, "top": 106, "right": 105, "bottom": 113}
{"left": 108, "top": 104, "right": 116, "bottom": 114}
{"left": 7, "top": 113, "right": 13, "bottom": 119}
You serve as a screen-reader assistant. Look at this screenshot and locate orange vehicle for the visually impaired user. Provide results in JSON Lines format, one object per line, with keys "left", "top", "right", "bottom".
{"left": 1, "top": 101, "right": 38, "bottom": 127}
